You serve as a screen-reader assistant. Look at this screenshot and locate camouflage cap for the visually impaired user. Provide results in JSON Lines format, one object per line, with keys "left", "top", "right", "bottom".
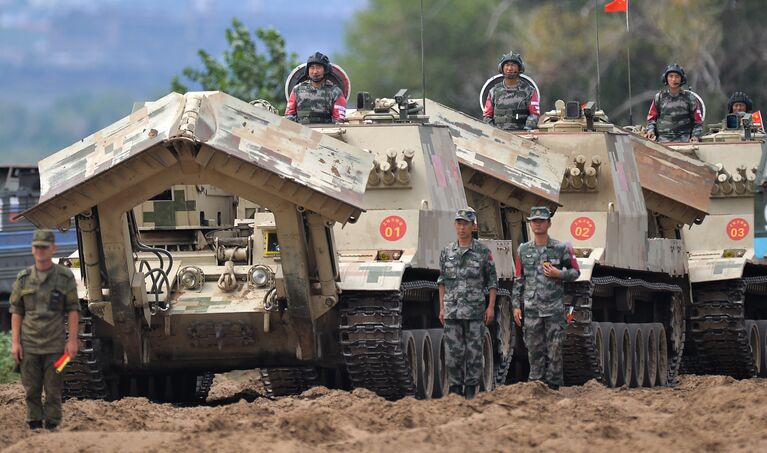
{"left": 32, "top": 229, "right": 55, "bottom": 246}
{"left": 527, "top": 206, "right": 552, "bottom": 221}
{"left": 455, "top": 207, "right": 477, "bottom": 223}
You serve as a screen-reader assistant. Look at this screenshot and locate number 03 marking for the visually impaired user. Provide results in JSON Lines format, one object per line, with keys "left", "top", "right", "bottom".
{"left": 726, "top": 218, "right": 749, "bottom": 241}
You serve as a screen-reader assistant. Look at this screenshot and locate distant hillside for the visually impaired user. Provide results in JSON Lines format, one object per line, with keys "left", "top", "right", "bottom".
{"left": 0, "top": 0, "right": 362, "bottom": 163}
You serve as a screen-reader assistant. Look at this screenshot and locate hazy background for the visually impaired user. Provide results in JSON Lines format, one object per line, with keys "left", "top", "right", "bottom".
{"left": 0, "top": 0, "right": 365, "bottom": 162}
{"left": 2, "top": 0, "right": 765, "bottom": 163}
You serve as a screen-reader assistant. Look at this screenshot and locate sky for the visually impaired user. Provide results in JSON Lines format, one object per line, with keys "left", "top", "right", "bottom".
{"left": 0, "top": 0, "right": 366, "bottom": 103}
{"left": 0, "top": 0, "right": 368, "bottom": 162}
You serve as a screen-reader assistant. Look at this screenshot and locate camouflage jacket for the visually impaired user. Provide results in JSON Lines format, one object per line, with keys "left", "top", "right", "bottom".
{"left": 9, "top": 264, "right": 80, "bottom": 354}
{"left": 483, "top": 78, "right": 540, "bottom": 131}
{"left": 438, "top": 239, "right": 498, "bottom": 320}
{"left": 285, "top": 80, "right": 346, "bottom": 124}
{"left": 646, "top": 89, "right": 703, "bottom": 142}
{"left": 511, "top": 238, "right": 580, "bottom": 317}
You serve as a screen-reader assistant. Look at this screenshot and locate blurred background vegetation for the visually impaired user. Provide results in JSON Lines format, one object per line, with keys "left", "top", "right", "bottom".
{"left": 3, "top": 0, "right": 766, "bottom": 162}
{"left": 338, "top": 0, "right": 766, "bottom": 124}
{"left": 174, "top": 0, "right": 767, "bottom": 126}
{"left": 0, "top": 333, "right": 20, "bottom": 384}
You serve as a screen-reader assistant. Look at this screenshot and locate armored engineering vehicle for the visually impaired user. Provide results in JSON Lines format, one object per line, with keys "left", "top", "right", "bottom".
{"left": 527, "top": 100, "right": 717, "bottom": 388}
{"left": 21, "top": 91, "right": 374, "bottom": 401}
{"left": 1, "top": 164, "right": 77, "bottom": 331}
{"left": 20, "top": 89, "right": 567, "bottom": 401}
{"left": 667, "top": 114, "right": 767, "bottom": 378}
{"left": 462, "top": 93, "right": 715, "bottom": 388}
{"left": 276, "top": 90, "right": 567, "bottom": 399}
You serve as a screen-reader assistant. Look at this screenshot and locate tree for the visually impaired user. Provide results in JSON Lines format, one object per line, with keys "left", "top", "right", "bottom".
{"left": 171, "top": 19, "right": 299, "bottom": 113}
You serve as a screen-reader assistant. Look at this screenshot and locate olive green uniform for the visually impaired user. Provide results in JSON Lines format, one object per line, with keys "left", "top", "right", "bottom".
{"left": 9, "top": 264, "right": 79, "bottom": 425}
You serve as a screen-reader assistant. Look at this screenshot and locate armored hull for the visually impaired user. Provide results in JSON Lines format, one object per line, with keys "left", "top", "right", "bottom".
{"left": 19, "top": 90, "right": 567, "bottom": 402}
{"left": 432, "top": 98, "right": 716, "bottom": 388}
{"left": 306, "top": 101, "right": 566, "bottom": 399}
{"left": 670, "top": 128, "right": 767, "bottom": 378}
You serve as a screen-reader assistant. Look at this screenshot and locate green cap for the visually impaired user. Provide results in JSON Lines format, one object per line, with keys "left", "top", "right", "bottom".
{"left": 455, "top": 207, "right": 477, "bottom": 223}
{"left": 32, "top": 229, "right": 55, "bottom": 247}
{"left": 527, "top": 206, "right": 552, "bottom": 221}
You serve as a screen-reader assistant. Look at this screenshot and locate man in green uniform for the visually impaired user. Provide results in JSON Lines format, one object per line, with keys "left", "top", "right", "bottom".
{"left": 511, "top": 207, "right": 580, "bottom": 390}
{"left": 10, "top": 229, "right": 80, "bottom": 430}
{"left": 438, "top": 208, "right": 498, "bottom": 400}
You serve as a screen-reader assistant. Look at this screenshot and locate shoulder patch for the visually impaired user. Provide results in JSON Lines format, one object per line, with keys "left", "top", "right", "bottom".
{"left": 16, "top": 268, "right": 31, "bottom": 279}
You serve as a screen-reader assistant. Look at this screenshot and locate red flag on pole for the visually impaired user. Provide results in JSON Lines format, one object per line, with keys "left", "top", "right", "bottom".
{"left": 605, "top": 0, "right": 628, "bottom": 13}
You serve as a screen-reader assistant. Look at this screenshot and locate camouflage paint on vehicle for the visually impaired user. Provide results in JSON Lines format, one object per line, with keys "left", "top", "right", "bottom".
{"left": 670, "top": 119, "right": 767, "bottom": 378}
{"left": 25, "top": 91, "right": 370, "bottom": 227}
{"left": 424, "top": 99, "right": 565, "bottom": 213}
{"left": 20, "top": 91, "right": 374, "bottom": 374}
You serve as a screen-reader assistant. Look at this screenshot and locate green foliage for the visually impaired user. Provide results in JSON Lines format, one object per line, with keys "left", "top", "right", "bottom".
{"left": 172, "top": 19, "right": 299, "bottom": 113}
{"left": 0, "top": 332, "right": 20, "bottom": 384}
{"left": 339, "top": 0, "right": 767, "bottom": 124}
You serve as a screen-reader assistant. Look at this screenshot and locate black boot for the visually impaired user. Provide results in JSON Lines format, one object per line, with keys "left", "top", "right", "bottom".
{"left": 44, "top": 420, "right": 59, "bottom": 430}
{"left": 547, "top": 382, "right": 560, "bottom": 391}
{"left": 448, "top": 385, "right": 464, "bottom": 396}
{"left": 464, "top": 385, "right": 477, "bottom": 400}
{"left": 28, "top": 421, "right": 43, "bottom": 430}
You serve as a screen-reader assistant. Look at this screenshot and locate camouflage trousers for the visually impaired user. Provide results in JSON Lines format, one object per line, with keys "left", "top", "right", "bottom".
{"left": 444, "top": 319, "right": 484, "bottom": 386}
{"left": 20, "top": 352, "right": 63, "bottom": 424}
{"left": 523, "top": 312, "right": 564, "bottom": 387}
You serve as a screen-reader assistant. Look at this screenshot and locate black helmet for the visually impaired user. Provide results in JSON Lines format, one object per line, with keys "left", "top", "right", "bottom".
{"left": 727, "top": 91, "right": 753, "bottom": 113}
{"left": 304, "top": 52, "right": 331, "bottom": 79}
{"left": 661, "top": 63, "right": 687, "bottom": 86}
{"left": 498, "top": 52, "right": 525, "bottom": 74}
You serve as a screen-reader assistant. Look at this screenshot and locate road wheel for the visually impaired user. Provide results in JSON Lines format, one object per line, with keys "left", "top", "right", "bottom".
{"left": 401, "top": 330, "right": 417, "bottom": 393}
{"left": 480, "top": 326, "right": 495, "bottom": 392}
{"left": 600, "top": 322, "right": 618, "bottom": 388}
{"left": 429, "top": 328, "right": 449, "bottom": 397}
{"left": 411, "top": 330, "right": 435, "bottom": 399}
{"left": 757, "top": 321, "right": 767, "bottom": 378}
{"left": 592, "top": 322, "right": 604, "bottom": 383}
{"left": 627, "top": 324, "right": 645, "bottom": 388}
{"left": 654, "top": 323, "right": 669, "bottom": 387}
{"left": 746, "top": 320, "right": 762, "bottom": 377}
{"left": 642, "top": 324, "right": 657, "bottom": 388}
{"left": 614, "top": 323, "right": 632, "bottom": 387}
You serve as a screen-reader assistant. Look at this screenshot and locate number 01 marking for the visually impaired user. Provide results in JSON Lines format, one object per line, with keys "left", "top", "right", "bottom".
{"left": 379, "top": 215, "right": 407, "bottom": 241}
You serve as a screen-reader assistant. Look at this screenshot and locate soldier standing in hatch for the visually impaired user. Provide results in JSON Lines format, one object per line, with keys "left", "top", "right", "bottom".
{"left": 438, "top": 208, "right": 498, "bottom": 400}
{"left": 727, "top": 91, "right": 754, "bottom": 114}
{"left": 645, "top": 63, "right": 704, "bottom": 143}
{"left": 512, "top": 207, "right": 580, "bottom": 390}
{"left": 285, "top": 52, "right": 346, "bottom": 124}
{"left": 483, "top": 52, "right": 540, "bottom": 131}
{"left": 10, "top": 230, "right": 80, "bottom": 430}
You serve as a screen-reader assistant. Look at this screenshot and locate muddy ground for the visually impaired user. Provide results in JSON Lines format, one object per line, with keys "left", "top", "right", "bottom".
{"left": 1, "top": 374, "right": 765, "bottom": 452}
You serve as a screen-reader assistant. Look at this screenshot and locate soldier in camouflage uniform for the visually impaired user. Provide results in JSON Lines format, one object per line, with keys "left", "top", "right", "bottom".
{"left": 511, "top": 207, "right": 580, "bottom": 390}
{"left": 645, "top": 64, "right": 703, "bottom": 143}
{"left": 10, "top": 230, "right": 80, "bottom": 430}
{"left": 727, "top": 91, "right": 753, "bottom": 114}
{"left": 483, "top": 52, "right": 540, "bottom": 131}
{"left": 438, "top": 208, "right": 498, "bottom": 400}
{"left": 285, "top": 52, "right": 347, "bottom": 124}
